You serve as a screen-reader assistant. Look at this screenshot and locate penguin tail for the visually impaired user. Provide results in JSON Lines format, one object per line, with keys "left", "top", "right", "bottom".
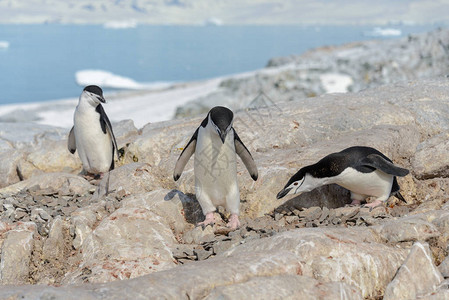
{"left": 394, "top": 192, "right": 407, "bottom": 203}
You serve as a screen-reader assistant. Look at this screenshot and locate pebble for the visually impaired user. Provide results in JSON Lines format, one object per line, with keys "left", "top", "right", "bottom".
{"left": 194, "top": 248, "right": 213, "bottom": 260}
{"left": 301, "top": 207, "right": 322, "bottom": 221}
{"left": 319, "top": 207, "right": 330, "bottom": 223}
{"left": 0, "top": 184, "right": 406, "bottom": 269}
{"left": 274, "top": 213, "right": 282, "bottom": 221}
{"left": 14, "top": 208, "right": 28, "bottom": 220}
{"left": 285, "top": 215, "right": 298, "bottom": 224}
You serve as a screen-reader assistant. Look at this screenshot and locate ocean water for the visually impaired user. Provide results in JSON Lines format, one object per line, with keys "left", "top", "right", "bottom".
{"left": 0, "top": 24, "right": 442, "bottom": 105}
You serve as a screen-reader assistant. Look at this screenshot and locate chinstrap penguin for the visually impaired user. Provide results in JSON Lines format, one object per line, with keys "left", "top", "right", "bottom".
{"left": 68, "top": 85, "right": 119, "bottom": 178}
{"left": 276, "top": 146, "right": 409, "bottom": 209}
{"left": 173, "top": 106, "right": 258, "bottom": 229}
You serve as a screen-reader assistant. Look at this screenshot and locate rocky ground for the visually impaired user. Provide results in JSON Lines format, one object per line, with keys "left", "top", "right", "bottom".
{"left": 0, "top": 76, "right": 449, "bottom": 299}
{"left": 174, "top": 28, "right": 449, "bottom": 119}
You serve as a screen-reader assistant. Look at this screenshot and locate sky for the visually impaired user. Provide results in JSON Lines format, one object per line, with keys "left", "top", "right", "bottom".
{"left": 0, "top": 0, "right": 448, "bottom": 25}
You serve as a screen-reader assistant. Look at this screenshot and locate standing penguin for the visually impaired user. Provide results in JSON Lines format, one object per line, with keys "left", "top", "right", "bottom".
{"left": 276, "top": 146, "right": 409, "bottom": 209}
{"left": 68, "top": 85, "right": 119, "bottom": 178}
{"left": 173, "top": 106, "right": 258, "bottom": 229}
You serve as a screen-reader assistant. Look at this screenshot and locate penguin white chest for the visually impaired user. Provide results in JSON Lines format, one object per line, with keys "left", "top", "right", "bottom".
{"left": 333, "top": 167, "right": 393, "bottom": 199}
{"left": 74, "top": 107, "right": 112, "bottom": 173}
{"left": 194, "top": 128, "right": 238, "bottom": 206}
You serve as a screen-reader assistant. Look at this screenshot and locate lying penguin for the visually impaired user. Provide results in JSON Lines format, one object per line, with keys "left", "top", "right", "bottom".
{"left": 276, "top": 146, "right": 409, "bottom": 209}
{"left": 173, "top": 106, "right": 258, "bottom": 229}
{"left": 68, "top": 85, "right": 119, "bottom": 178}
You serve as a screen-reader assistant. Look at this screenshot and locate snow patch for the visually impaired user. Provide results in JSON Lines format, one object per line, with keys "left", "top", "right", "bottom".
{"left": 320, "top": 73, "right": 353, "bottom": 93}
{"left": 0, "top": 77, "right": 221, "bottom": 129}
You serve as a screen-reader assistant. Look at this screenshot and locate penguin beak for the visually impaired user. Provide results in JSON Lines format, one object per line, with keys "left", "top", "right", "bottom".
{"left": 276, "top": 188, "right": 292, "bottom": 199}
{"left": 218, "top": 130, "right": 227, "bottom": 144}
{"left": 97, "top": 95, "right": 106, "bottom": 103}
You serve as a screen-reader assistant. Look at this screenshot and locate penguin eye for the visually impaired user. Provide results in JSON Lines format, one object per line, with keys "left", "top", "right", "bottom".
{"left": 293, "top": 182, "right": 299, "bottom": 186}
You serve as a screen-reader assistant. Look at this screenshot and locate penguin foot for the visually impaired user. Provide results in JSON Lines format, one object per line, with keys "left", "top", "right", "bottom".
{"left": 226, "top": 214, "right": 240, "bottom": 230}
{"left": 350, "top": 199, "right": 362, "bottom": 206}
{"left": 362, "top": 199, "right": 383, "bottom": 212}
{"left": 197, "top": 212, "right": 215, "bottom": 229}
{"left": 345, "top": 199, "right": 363, "bottom": 207}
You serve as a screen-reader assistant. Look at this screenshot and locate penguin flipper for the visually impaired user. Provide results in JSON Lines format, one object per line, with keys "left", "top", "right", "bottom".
{"left": 233, "top": 129, "right": 258, "bottom": 181}
{"left": 96, "top": 104, "right": 120, "bottom": 160}
{"left": 360, "top": 154, "right": 409, "bottom": 177}
{"left": 173, "top": 128, "right": 198, "bottom": 181}
{"left": 68, "top": 126, "right": 76, "bottom": 154}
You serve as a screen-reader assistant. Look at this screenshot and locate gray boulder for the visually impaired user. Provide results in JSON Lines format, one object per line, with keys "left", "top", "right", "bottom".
{"left": 0, "top": 223, "right": 36, "bottom": 285}
{"left": 384, "top": 242, "right": 444, "bottom": 299}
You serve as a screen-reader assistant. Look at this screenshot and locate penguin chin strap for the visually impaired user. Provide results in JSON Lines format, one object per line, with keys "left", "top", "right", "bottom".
{"left": 294, "top": 177, "right": 306, "bottom": 194}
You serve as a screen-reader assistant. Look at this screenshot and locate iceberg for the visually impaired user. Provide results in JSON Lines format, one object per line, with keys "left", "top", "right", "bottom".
{"left": 75, "top": 70, "right": 173, "bottom": 90}
{"left": 103, "top": 20, "right": 137, "bottom": 29}
{"left": 203, "top": 17, "right": 223, "bottom": 26}
{"left": 0, "top": 41, "right": 10, "bottom": 49}
{"left": 75, "top": 70, "right": 142, "bottom": 89}
{"left": 364, "top": 27, "right": 402, "bottom": 37}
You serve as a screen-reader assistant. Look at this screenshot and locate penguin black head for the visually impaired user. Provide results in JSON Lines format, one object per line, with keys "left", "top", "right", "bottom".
{"left": 209, "top": 106, "right": 233, "bottom": 143}
{"left": 276, "top": 166, "right": 326, "bottom": 199}
{"left": 276, "top": 168, "right": 307, "bottom": 199}
{"left": 83, "top": 85, "right": 106, "bottom": 104}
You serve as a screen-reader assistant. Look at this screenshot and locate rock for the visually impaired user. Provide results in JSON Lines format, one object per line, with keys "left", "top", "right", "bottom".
{"left": 0, "top": 150, "right": 23, "bottom": 188}
{"left": 373, "top": 215, "right": 441, "bottom": 243}
{"left": 0, "top": 223, "right": 36, "bottom": 284}
{"left": 172, "top": 244, "right": 196, "bottom": 261}
{"left": 121, "top": 189, "right": 196, "bottom": 235}
{"left": 125, "top": 118, "right": 195, "bottom": 169}
{"left": 223, "top": 227, "right": 407, "bottom": 298}
{"left": 0, "top": 286, "right": 97, "bottom": 300}
{"left": 194, "top": 248, "right": 213, "bottom": 261}
{"left": 31, "top": 208, "right": 51, "bottom": 222}
{"left": 419, "top": 288, "right": 449, "bottom": 300}
{"left": 43, "top": 217, "right": 66, "bottom": 261}
{"left": 112, "top": 119, "right": 139, "bottom": 146}
{"left": 0, "top": 172, "right": 93, "bottom": 196}
{"left": 205, "top": 274, "right": 362, "bottom": 300}
{"left": 63, "top": 205, "right": 178, "bottom": 284}
{"left": 412, "top": 132, "right": 449, "bottom": 179}
{"left": 212, "top": 239, "right": 242, "bottom": 255}
{"left": 319, "top": 206, "right": 330, "bottom": 222}
{"left": 300, "top": 206, "right": 322, "bottom": 221}
{"left": 284, "top": 215, "right": 298, "bottom": 224}
{"left": 95, "top": 163, "right": 166, "bottom": 198}
{"left": 24, "top": 139, "right": 81, "bottom": 179}
{"left": 70, "top": 204, "right": 99, "bottom": 250}
{"left": 439, "top": 256, "right": 449, "bottom": 278}
{"left": 183, "top": 225, "right": 214, "bottom": 244}
{"left": 384, "top": 242, "right": 444, "bottom": 300}
{"left": 0, "top": 250, "right": 308, "bottom": 298}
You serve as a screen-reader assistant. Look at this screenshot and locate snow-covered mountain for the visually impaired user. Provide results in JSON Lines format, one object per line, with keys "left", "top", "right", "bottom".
{"left": 0, "top": 0, "right": 447, "bottom": 25}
